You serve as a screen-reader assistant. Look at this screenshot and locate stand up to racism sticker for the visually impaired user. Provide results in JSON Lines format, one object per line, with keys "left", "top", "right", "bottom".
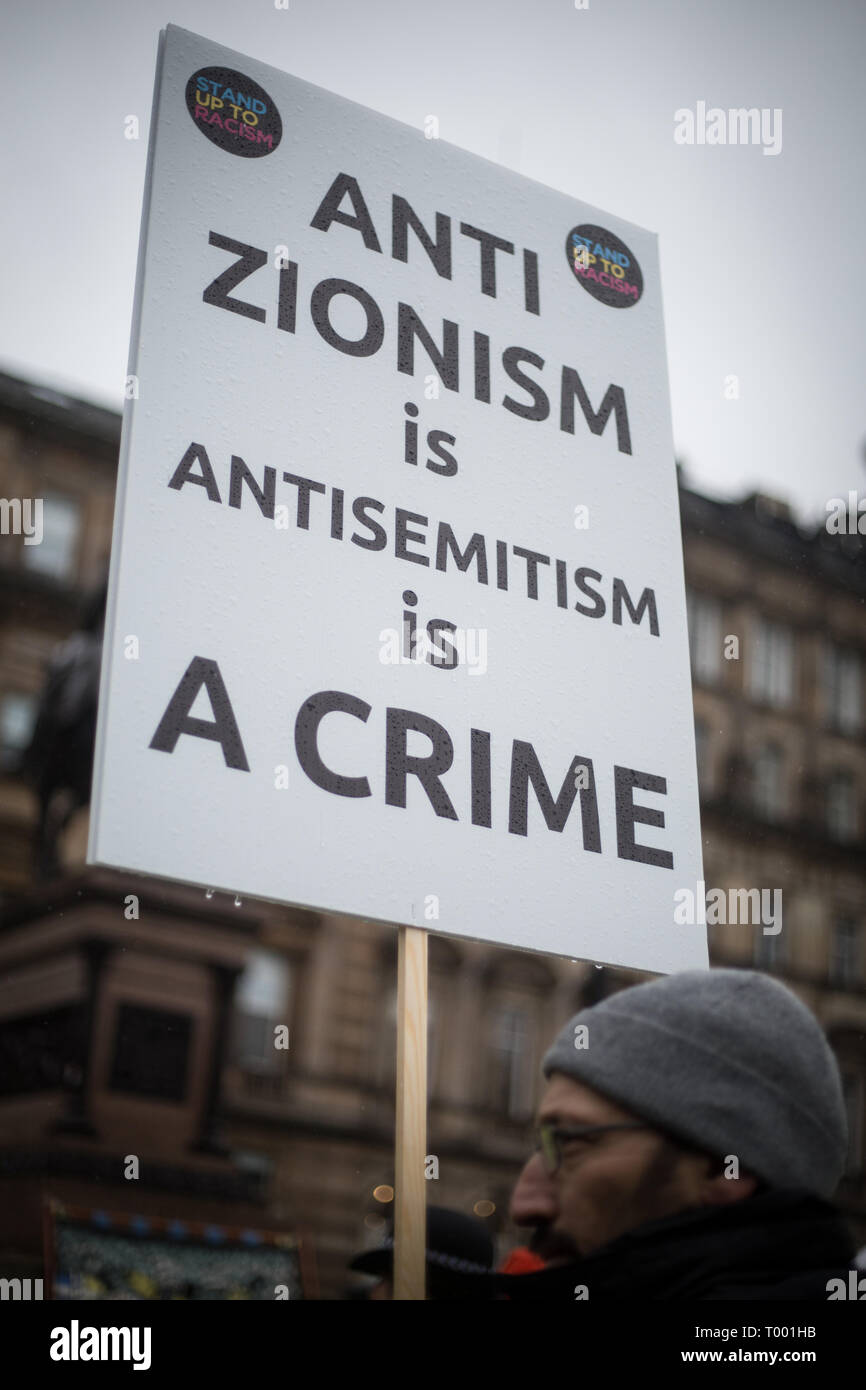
{"left": 566, "top": 223, "right": 643, "bottom": 308}
{"left": 185, "top": 65, "right": 282, "bottom": 157}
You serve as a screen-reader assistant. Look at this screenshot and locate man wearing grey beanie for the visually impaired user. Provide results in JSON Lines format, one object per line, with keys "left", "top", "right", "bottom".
{"left": 495, "top": 968, "right": 859, "bottom": 1300}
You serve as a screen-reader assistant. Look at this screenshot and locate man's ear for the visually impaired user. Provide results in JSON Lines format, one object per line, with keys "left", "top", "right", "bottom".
{"left": 701, "top": 1163, "right": 759, "bottom": 1206}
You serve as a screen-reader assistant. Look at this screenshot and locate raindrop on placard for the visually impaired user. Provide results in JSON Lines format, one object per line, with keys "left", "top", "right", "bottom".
{"left": 234, "top": 895, "right": 242, "bottom": 908}
{"left": 205, "top": 888, "right": 214, "bottom": 899}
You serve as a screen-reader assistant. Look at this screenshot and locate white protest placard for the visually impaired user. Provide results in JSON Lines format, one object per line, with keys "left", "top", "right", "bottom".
{"left": 89, "top": 24, "right": 706, "bottom": 975}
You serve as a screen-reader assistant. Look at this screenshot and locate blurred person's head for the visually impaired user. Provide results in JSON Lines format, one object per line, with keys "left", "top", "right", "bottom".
{"left": 348, "top": 1205, "right": 494, "bottom": 1300}
{"left": 510, "top": 968, "right": 848, "bottom": 1261}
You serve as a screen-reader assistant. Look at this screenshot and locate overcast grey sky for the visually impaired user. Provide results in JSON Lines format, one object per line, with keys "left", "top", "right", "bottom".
{"left": 2, "top": 0, "right": 864, "bottom": 522}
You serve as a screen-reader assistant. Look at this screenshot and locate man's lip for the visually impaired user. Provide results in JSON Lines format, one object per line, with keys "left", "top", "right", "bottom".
{"left": 528, "top": 1231, "right": 581, "bottom": 1263}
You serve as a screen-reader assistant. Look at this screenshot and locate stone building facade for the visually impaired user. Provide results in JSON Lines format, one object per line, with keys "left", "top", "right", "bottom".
{"left": 0, "top": 370, "right": 864, "bottom": 1297}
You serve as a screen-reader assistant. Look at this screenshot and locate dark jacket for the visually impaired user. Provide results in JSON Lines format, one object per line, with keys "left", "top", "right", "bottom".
{"left": 493, "top": 1189, "right": 857, "bottom": 1300}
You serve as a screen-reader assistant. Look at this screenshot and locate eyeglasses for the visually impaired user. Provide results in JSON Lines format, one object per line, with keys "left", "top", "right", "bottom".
{"left": 535, "top": 1121, "right": 650, "bottom": 1174}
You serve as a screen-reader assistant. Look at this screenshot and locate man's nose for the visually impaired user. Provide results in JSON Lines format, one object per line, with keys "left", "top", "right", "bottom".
{"left": 510, "top": 1151, "right": 558, "bottom": 1226}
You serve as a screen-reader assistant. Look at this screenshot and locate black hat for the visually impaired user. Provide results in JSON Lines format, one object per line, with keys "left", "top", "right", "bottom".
{"left": 349, "top": 1206, "right": 494, "bottom": 1280}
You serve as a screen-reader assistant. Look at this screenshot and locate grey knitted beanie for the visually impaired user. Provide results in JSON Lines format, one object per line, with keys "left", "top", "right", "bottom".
{"left": 541, "top": 968, "right": 848, "bottom": 1199}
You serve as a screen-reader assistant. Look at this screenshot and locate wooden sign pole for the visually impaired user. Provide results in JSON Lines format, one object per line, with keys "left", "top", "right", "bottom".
{"left": 393, "top": 924, "right": 428, "bottom": 1300}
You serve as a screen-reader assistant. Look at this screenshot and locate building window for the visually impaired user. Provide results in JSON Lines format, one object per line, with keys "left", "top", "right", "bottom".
{"left": 426, "top": 991, "right": 440, "bottom": 1098}
{"left": 232, "top": 950, "right": 291, "bottom": 1074}
{"left": 753, "top": 925, "right": 785, "bottom": 972}
{"left": 375, "top": 986, "right": 397, "bottom": 1087}
{"left": 20, "top": 492, "right": 81, "bottom": 581}
{"left": 826, "top": 771, "right": 857, "bottom": 842}
{"left": 841, "top": 1071, "right": 864, "bottom": 1176}
{"left": 686, "top": 590, "right": 721, "bottom": 685}
{"left": 748, "top": 617, "right": 794, "bottom": 707}
{"left": 694, "top": 717, "right": 712, "bottom": 795}
{"left": 0, "top": 1004, "right": 85, "bottom": 1095}
{"left": 109, "top": 1003, "right": 192, "bottom": 1101}
{"left": 233, "top": 1149, "right": 274, "bottom": 1193}
{"left": 0, "top": 691, "right": 38, "bottom": 772}
{"left": 490, "top": 1006, "right": 534, "bottom": 1121}
{"left": 830, "top": 917, "right": 861, "bottom": 989}
{"left": 824, "top": 645, "right": 862, "bottom": 735}
{"left": 752, "top": 743, "right": 784, "bottom": 821}
{"left": 374, "top": 985, "right": 439, "bottom": 1093}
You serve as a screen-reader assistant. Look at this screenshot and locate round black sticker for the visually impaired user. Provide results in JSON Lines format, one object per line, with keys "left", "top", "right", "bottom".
{"left": 186, "top": 66, "right": 282, "bottom": 158}
{"left": 565, "top": 224, "right": 643, "bottom": 308}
